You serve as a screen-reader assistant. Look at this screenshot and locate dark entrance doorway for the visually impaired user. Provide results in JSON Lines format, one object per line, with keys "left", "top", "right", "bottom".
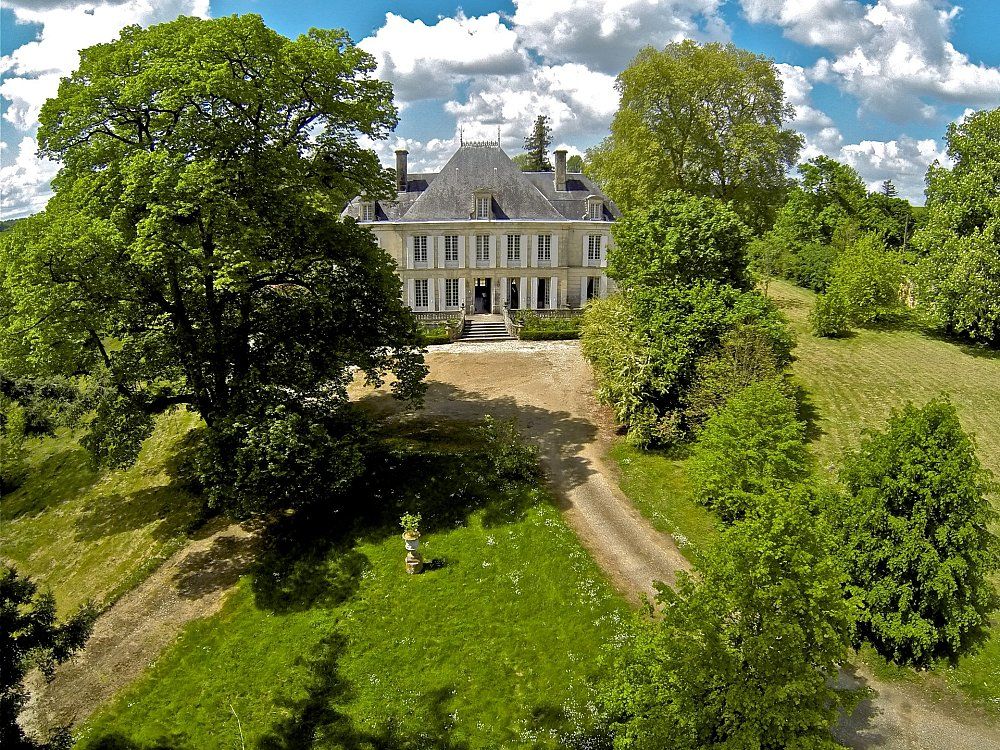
{"left": 536, "top": 277, "right": 548, "bottom": 309}
{"left": 474, "top": 277, "right": 492, "bottom": 313}
{"left": 509, "top": 279, "right": 520, "bottom": 310}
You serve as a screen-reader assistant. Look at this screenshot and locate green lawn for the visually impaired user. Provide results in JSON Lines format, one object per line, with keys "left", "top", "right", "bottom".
{"left": 75, "top": 419, "right": 628, "bottom": 748}
{"left": 1, "top": 409, "right": 203, "bottom": 615}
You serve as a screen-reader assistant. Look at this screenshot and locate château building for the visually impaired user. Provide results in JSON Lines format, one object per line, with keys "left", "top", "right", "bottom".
{"left": 343, "top": 139, "right": 620, "bottom": 314}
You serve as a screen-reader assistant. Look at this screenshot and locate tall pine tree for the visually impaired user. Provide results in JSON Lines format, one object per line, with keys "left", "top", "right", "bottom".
{"left": 522, "top": 115, "right": 553, "bottom": 171}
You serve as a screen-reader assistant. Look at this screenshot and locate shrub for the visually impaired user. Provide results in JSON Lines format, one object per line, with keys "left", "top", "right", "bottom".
{"left": 688, "top": 379, "right": 810, "bottom": 522}
{"left": 787, "top": 241, "right": 840, "bottom": 292}
{"left": 834, "top": 399, "right": 1000, "bottom": 665}
{"left": 826, "top": 233, "right": 904, "bottom": 325}
{"left": 581, "top": 283, "right": 792, "bottom": 447}
{"left": 420, "top": 325, "right": 452, "bottom": 346}
{"left": 0, "top": 400, "right": 28, "bottom": 492}
{"left": 475, "top": 415, "right": 537, "bottom": 481}
{"left": 810, "top": 290, "right": 852, "bottom": 338}
{"left": 604, "top": 486, "right": 853, "bottom": 749}
{"left": 516, "top": 312, "right": 582, "bottom": 341}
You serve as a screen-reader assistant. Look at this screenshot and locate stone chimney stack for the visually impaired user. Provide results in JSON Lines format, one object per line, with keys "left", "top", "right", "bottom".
{"left": 395, "top": 149, "right": 408, "bottom": 192}
{"left": 553, "top": 149, "right": 567, "bottom": 191}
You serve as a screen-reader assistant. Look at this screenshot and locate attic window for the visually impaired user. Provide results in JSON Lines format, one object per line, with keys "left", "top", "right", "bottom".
{"left": 588, "top": 199, "right": 603, "bottom": 221}
{"left": 474, "top": 194, "right": 491, "bottom": 220}
{"left": 360, "top": 202, "right": 375, "bottom": 222}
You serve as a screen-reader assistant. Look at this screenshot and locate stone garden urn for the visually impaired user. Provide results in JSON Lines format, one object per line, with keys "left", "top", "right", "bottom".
{"left": 401, "top": 513, "right": 423, "bottom": 574}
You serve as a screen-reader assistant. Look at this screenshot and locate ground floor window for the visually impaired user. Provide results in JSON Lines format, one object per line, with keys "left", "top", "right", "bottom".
{"left": 586, "top": 276, "right": 599, "bottom": 301}
{"left": 415, "top": 278, "right": 429, "bottom": 308}
{"left": 445, "top": 278, "right": 459, "bottom": 308}
{"left": 537, "top": 277, "right": 549, "bottom": 309}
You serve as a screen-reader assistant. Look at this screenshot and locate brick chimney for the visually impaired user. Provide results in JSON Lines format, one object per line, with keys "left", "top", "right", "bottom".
{"left": 553, "top": 149, "right": 567, "bottom": 191}
{"left": 395, "top": 149, "right": 408, "bottom": 192}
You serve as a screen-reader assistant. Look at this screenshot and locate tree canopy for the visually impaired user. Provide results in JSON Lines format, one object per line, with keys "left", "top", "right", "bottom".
{"left": 0, "top": 14, "right": 426, "bottom": 514}
{"left": 608, "top": 192, "right": 751, "bottom": 290}
{"left": 915, "top": 107, "right": 1000, "bottom": 345}
{"left": 605, "top": 487, "right": 853, "bottom": 749}
{"left": 834, "top": 399, "right": 999, "bottom": 664}
{"left": 587, "top": 40, "right": 802, "bottom": 230}
{"left": 522, "top": 114, "right": 553, "bottom": 171}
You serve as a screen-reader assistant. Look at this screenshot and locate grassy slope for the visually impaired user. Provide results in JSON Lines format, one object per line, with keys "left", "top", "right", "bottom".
{"left": 612, "top": 279, "right": 1000, "bottom": 708}
{"left": 0, "top": 409, "right": 202, "bottom": 615}
{"left": 768, "top": 279, "right": 1000, "bottom": 708}
{"left": 76, "top": 422, "right": 628, "bottom": 748}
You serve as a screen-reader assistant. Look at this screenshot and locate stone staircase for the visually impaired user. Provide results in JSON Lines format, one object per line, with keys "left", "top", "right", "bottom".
{"left": 460, "top": 318, "right": 515, "bottom": 342}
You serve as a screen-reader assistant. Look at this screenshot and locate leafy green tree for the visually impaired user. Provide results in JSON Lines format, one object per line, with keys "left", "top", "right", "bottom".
{"left": 604, "top": 486, "right": 853, "bottom": 749}
{"left": 915, "top": 108, "right": 1000, "bottom": 345}
{"left": 609, "top": 192, "right": 751, "bottom": 290}
{"left": 587, "top": 41, "right": 802, "bottom": 229}
{"left": 581, "top": 283, "right": 792, "bottom": 446}
{"left": 689, "top": 379, "right": 810, "bottom": 522}
{"left": 567, "top": 153, "right": 585, "bottom": 172}
{"left": 825, "top": 233, "right": 904, "bottom": 325}
{"left": 1, "top": 566, "right": 95, "bottom": 749}
{"left": 522, "top": 115, "right": 553, "bottom": 171}
{"left": 511, "top": 152, "right": 532, "bottom": 171}
{"left": 835, "top": 399, "right": 999, "bottom": 665}
{"left": 0, "top": 15, "right": 426, "bottom": 514}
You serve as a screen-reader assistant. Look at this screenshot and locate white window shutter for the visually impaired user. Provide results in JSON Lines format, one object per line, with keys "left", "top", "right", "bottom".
{"left": 600, "top": 235, "right": 608, "bottom": 268}
{"left": 500, "top": 276, "right": 508, "bottom": 306}
{"left": 406, "top": 236, "right": 414, "bottom": 269}
{"left": 582, "top": 235, "right": 590, "bottom": 267}
{"left": 530, "top": 236, "right": 538, "bottom": 267}
{"left": 500, "top": 235, "right": 508, "bottom": 268}
{"left": 520, "top": 276, "right": 528, "bottom": 309}
{"left": 427, "top": 279, "right": 437, "bottom": 312}
{"left": 406, "top": 278, "right": 415, "bottom": 308}
{"left": 458, "top": 277, "right": 466, "bottom": 309}
{"left": 600, "top": 274, "right": 608, "bottom": 298}
{"left": 580, "top": 276, "right": 588, "bottom": 306}
{"left": 551, "top": 235, "right": 559, "bottom": 267}
{"left": 520, "top": 234, "right": 529, "bottom": 268}
{"left": 436, "top": 237, "right": 446, "bottom": 268}
{"left": 489, "top": 235, "right": 497, "bottom": 267}
{"left": 550, "top": 276, "right": 559, "bottom": 309}
{"left": 529, "top": 278, "right": 538, "bottom": 310}
{"left": 437, "top": 278, "right": 446, "bottom": 309}
{"left": 467, "top": 236, "right": 476, "bottom": 267}
{"left": 458, "top": 235, "right": 466, "bottom": 268}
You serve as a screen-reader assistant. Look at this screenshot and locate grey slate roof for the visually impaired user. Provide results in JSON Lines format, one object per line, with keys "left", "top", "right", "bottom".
{"left": 343, "top": 144, "right": 620, "bottom": 222}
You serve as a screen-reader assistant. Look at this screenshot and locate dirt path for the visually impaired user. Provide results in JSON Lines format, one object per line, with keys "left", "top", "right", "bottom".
{"left": 381, "top": 339, "right": 1000, "bottom": 750}
{"left": 22, "top": 519, "right": 256, "bottom": 737}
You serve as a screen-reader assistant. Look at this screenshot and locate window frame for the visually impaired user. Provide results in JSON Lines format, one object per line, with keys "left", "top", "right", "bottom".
{"left": 413, "top": 235, "right": 429, "bottom": 264}
{"left": 537, "top": 234, "right": 551, "bottom": 264}
{"left": 445, "top": 278, "right": 459, "bottom": 308}
{"left": 475, "top": 195, "right": 491, "bottom": 220}
{"left": 476, "top": 234, "right": 490, "bottom": 265}
{"left": 360, "top": 202, "right": 375, "bottom": 222}
{"left": 587, "top": 234, "right": 601, "bottom": 265}
{"left": 588, "top": 200, "right": 603, "bottom": 221}
{"left": 506, "top": 234, "right": 521, "bottom": 262}
{"left": 444, "top": 235, "right": 459, "bottom": 263}
{"left": 414, "top": 278, "right": 429, "bottom": 308}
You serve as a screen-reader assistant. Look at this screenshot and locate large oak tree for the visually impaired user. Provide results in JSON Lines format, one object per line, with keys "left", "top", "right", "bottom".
{"left": 0, "top": 15, "right": 426, "bottom": 513}
{"left": 587, "top": 41, "right": 803, "bottom": 230}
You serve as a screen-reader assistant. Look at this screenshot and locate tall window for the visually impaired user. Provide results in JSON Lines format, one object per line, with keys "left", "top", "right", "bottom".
{"left": 361, "top": 202, "right": 375, "bottom": 221}
{"left": 475, "top": 196, "right": 490, "bottom": 220}
{"left": 445, "top": 278, "right": 459, "bottom": 308}
{"left": 587, "top": 234, "right": 601, "bottom": 264}
{"left": 507, "top": 234, "right": 521, "bottom": 262}
{"left": 415, "top": 278, "right": 429, "bottom": 308}
{"left": 414, "top": 235, "right": 428, "bottom": 264}
{"left": 588, "top": 200, "right": 603, "bottom": 220}
{"left": 476, "top": 234, "right": 489, "bottom": 263}
{"left": 586, "top": 276, "right": 599, "bottom": 301}
{"left": 444, "top": 235, "right": 459, "bottom": 263}
{"left": 537, "top": 234, "right": 551, "bottom": 263}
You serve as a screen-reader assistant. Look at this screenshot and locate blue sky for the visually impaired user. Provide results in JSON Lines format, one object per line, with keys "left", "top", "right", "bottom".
{"left": 3, "top": 1, "right": 1000, "bottom": 216}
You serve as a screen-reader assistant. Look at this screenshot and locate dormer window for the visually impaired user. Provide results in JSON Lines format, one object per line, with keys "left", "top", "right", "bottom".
{"left": 360, "top": 201, "right": 375, "bottom": 222}
{"left": 588, "top": 198, "right": 603, "bottom": 221}
{"left": 474, "top": 193, "right": 491, "bottom": 220}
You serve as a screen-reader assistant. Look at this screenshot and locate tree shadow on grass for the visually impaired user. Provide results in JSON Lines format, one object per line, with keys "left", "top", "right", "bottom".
{"left": 2, "top": 443, "right": 99, "bottom": 520}
{"left": 830, "top": 666, "right": 889, "bottom": 749}
{"left": 72, "top": 484, "right": 202, "bottom": 545}
{"left": 789, "top": 383, "right": 825, "bottom": 443}
{"left": 172, "top": 532, "right": 259, "bottom": 599}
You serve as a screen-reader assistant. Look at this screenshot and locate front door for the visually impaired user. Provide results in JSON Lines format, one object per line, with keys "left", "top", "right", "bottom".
{"left": 536, "top": 277, "right": 547, "bottom": 309}
{"left": 509, "top": 279, "right": 520, "bottom": 310}
{"left": 474, "top": 277, "right": 492, "bottom": 313}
